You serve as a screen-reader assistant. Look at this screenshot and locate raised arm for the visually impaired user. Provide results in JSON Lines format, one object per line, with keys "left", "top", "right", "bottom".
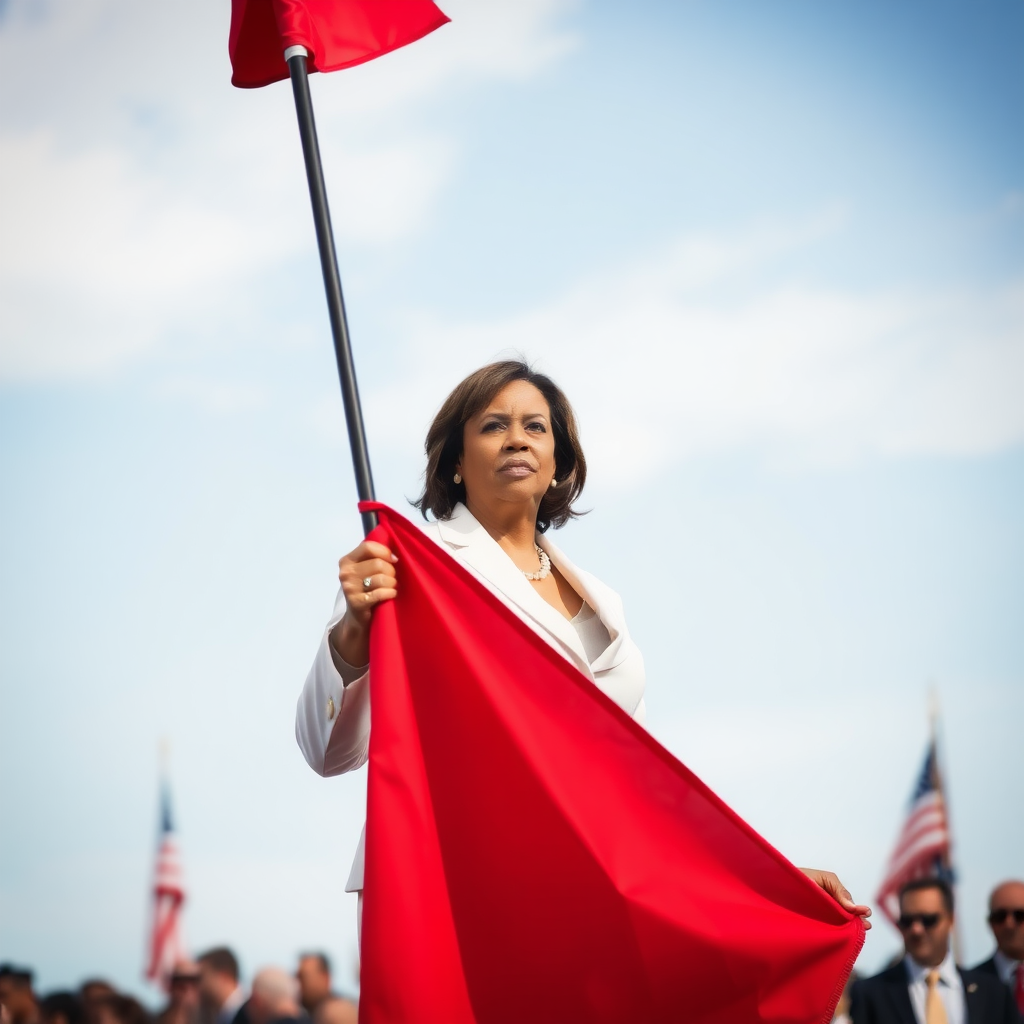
{"left": 295, "top": 540, "right": 398, "bottom": 776}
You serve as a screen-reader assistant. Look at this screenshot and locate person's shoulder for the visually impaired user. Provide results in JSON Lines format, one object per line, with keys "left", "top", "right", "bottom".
{"left": 857, "top": 961, "right": 908, "bottom": 990}
{"left": 967, "top": 955, "right": 998, "bottom": 976}
{"left": 959, "top": 964, "right": 1013, "bottom": 997}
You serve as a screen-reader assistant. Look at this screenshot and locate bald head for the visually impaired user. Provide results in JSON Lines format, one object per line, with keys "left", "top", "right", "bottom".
{"left": 248, "top": 969, "right": 300, "bottom": 1024}
{"left": 988, "top": 880, "right": 1024, "bottom": 961}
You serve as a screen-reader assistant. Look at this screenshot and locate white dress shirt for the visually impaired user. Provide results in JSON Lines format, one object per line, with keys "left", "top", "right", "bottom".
{"left": 904, "top": 951, "right": 965, "bottom": 1024}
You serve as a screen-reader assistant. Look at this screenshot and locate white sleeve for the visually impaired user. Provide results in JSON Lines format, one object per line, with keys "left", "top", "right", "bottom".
{"left": 295, "top": 587, "right": 371, "bottom": 777}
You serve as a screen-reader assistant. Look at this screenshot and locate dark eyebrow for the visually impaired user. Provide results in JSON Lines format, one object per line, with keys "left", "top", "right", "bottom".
{"left": 479, "top": 410, "right": 550, "bottom": 421}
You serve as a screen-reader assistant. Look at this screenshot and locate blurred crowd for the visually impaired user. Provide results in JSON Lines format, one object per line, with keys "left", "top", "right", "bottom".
{"left": 2, "top": 878, "right": 1020, "bottom": 1024}
{"left": 832, "top": 879, "right": 1024, "bottom": 1024}
{"left": 0, "top": 950, "right": 356, "bottom": 1024}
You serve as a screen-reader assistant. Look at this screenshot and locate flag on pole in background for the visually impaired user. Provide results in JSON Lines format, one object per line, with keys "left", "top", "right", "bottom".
{"left": 229, "top": 0, "right": 450, "bottom": 88}
{"left": 875, "top": 739, "right": 954, "bottom": 925}
{"left": 145, "top": 782, "right": 187, "bottom": 989}
{"left": 357, "top": 502, "right": 865, "bottom": 1024}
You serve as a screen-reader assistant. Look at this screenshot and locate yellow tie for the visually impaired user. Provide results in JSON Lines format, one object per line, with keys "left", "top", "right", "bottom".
{"left": 925, "top": 968, "right": 949, "bottom": 1024}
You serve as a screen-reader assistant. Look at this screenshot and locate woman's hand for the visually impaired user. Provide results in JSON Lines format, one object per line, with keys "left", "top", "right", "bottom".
{"left": 800, "top": 868, "right": 872, "bottom": 929}
{"left": 328, "top": 540, "right": 398, "bottom": 668}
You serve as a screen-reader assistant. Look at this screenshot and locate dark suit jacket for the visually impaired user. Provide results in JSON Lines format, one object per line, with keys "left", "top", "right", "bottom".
{"left": 850, "top": 961, "right": 1022, "bottom": 1024}
{"left": 972, "top": 957, "right": 1000, "bottom": 978}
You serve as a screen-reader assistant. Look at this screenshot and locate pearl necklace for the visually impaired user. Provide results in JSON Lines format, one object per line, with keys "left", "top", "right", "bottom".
{"left": 523, "top": 543, "right": 551, "bottom": 581}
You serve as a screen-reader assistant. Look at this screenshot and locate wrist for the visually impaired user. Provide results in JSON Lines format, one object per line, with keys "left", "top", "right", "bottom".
{"left": 330, "top": 615, "right": 369, "bottom": 670}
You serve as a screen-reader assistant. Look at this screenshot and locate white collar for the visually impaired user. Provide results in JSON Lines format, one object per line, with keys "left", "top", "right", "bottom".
{"left": 434, "top": 503, "right": 592, "bottom": 674}
{"left": 993, "top": 949, "right": 1021, "bottom": 986}
{"left": 904, "top": 949, "right": 961, "bottom": 989}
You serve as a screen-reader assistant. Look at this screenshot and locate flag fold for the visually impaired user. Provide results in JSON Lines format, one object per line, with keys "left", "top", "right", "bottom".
{"left": 229, "top": 0, "right": 449, "bottom": 89}
{"left": 358, "top": 502, "right": 864, "bottom": 1024}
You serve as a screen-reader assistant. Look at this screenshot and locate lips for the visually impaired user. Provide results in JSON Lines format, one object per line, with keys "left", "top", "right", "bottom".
{"left": 499, "top": 459, "right": 536, "bottom": 476}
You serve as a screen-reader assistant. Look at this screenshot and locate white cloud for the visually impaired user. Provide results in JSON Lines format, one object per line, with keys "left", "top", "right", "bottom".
{"left": 0, "top": 132, "right": 264, "bottom": 299}
{"left": 362, "top": 215, "right": 1024, "bottom": 478}
{"left": 315, "top": 0, "right": 581, "bottom": 118}
{"left": 0, "top": 0, "right": 577, "bottom": 380}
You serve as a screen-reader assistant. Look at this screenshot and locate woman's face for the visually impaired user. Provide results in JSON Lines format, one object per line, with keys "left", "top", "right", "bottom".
{"left": 456, "top": 380, "right": 557, "bottom": 512}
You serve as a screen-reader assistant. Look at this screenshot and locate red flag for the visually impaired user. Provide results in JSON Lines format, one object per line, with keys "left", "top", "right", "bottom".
{"left": 229, "top": 0, "right": 450, "bottom": 89}
{"left": 359, "top": 502, "right": 864, "bottom": 1024}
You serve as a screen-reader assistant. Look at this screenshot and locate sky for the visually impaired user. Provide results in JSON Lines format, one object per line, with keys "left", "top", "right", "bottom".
{"left": 1, "top": 0, "right": 1022, "bottom": 1004}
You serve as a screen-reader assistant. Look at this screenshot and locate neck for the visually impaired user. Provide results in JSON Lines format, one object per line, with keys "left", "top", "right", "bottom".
{"left": 910, "top": 950, "right": 948, "bottom": 970}
{"left": 465, "top": 497, "right": 540, "bottom": 561}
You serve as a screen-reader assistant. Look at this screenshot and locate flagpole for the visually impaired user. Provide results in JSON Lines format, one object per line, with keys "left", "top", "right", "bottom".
{"left": 928, "top": 687, "right": 963, "bottom": 963}
{"left": 285, "top": 45, "right": 378, "bottom": 536}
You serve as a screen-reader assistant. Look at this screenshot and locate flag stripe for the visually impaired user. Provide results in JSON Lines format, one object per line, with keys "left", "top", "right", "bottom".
{"left": 875, "top": 741, "right": 953, "bottom": 925}
{"left": 146, "top": 785, "right": 187, "bottom": 988}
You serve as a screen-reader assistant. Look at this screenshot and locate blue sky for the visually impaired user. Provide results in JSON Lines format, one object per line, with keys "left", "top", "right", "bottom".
{"left": 1, "top": 0, "right": 1022, "bottom": 1003}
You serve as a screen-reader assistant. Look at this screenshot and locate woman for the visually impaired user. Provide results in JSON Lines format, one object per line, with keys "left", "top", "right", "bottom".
{"left": 295, "top": 360, "right": 871, "bottom": 925}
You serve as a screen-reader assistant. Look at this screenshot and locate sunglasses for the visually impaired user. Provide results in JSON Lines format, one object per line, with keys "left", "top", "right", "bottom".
{"left": 898, "top": 913, "right": 943, "bottom": 930}
{"left": 989, "top": 908, "right": 1024, "bottom": 926}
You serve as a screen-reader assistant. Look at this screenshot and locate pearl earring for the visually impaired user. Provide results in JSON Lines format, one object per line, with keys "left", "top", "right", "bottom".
{"left": 454, "top": 472, "right": 462, "bottom": 485}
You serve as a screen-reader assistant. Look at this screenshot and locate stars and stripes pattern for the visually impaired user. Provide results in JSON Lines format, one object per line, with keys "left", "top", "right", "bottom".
{"left": 875, "top": 740, "right": 954, "bottom": 925}
{"left": 145, "top": 783, "right": 187, "bottom": 988}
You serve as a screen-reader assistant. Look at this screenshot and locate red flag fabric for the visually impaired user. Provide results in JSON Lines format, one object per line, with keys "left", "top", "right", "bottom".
{"left": 229, "top": 0, "right": 450, "bottom": 89}
{"left": 358, "top": 501, "right": 864, "bottom": 1024}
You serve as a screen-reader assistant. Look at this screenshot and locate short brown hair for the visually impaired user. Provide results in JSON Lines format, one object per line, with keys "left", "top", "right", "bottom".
{"left": 899, "top": 877, "right": 954, "bottom": 915}
{"left": 196, "top": 948, "right": 239, "bottom": 982}
{"left": 413, "top": 360, "right": 587, "bottom": 533}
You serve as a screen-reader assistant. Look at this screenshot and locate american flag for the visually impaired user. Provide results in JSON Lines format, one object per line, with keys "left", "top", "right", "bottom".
{"left": 145, "top": 782, "right": 187, "bottom": 987}
{"left": 875, "top": 739, "right": 954, "bottom": 925}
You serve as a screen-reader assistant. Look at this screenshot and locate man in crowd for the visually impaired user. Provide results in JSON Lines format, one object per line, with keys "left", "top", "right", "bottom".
{"left": 156, "top": 961, "right": 202, "bottom": 1024}
{"left": 245, "top": 971, "right": 300, "bottom": 1024}
{"left": 77, "top": 981, "right": 115, "bottom": 1024}
{"left": 295, "top": 955, "right": 355, "bottom": 1024}
{"left": 973, "top": 880, "right": 1024, "bottom": 1016}
{"left": 197, "top": 950, "right": 246, "bottom": 1024}
{"left": 851, "top": 878, "right": 1020, "bottom": 1024}
{"left": 0, "top": 966, "right": 39, "bottom": 1024}
{"left": 38, "top": 993, "right": 85, "bottom": 1024}
{"left": 295, "top": 956, "right": 330, "bottom": 1020}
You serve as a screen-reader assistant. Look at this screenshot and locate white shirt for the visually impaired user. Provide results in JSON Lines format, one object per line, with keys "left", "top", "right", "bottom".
{"left": 570, "top": 601, "right": 611, "bottom": 664}
{"left": 904, "top": 951, "right": 965, "bottom": 1024}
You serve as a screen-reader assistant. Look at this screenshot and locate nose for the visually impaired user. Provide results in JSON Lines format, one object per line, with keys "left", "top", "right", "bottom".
{"left": 504, "top": 425, "right": 530, "bottom": 450}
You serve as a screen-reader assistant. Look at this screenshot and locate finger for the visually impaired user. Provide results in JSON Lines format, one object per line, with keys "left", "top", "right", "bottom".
{"left": 351, "top": 557, "right": 398, "bottom": 581}
{"left": 352, "top": 573, "right": 398, "bottom": 593}
{"left": 355, "top": 541, "right": 398, "bottom": 564}
{"left": 343, "top": 565, "right": 398, "bottom": 595}
{"left": 338, "top": 543, "right": 398, "bottom": 579}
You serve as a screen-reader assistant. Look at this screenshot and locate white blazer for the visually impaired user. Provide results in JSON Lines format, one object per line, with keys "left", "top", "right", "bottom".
{"left": 294, "top": 502, "right": 647, "bottom": 891}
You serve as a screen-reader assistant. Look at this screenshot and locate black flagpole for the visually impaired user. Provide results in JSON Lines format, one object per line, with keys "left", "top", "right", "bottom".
{"left": 285, "top": 45, "right": 378, "bottom": 536}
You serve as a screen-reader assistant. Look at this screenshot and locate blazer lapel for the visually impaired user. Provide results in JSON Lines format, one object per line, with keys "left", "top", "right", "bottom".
{"left": 539, "top": 535, "right": 632, "bottom": 676}
{"left": 885, "top": 964, "right": 918, "bottom": 1024}
{"left": 959, "top": 968, "right": 983, "bottom": 1024}
{"left": 436, "top": 505, "right": 591, "bottom": 676}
